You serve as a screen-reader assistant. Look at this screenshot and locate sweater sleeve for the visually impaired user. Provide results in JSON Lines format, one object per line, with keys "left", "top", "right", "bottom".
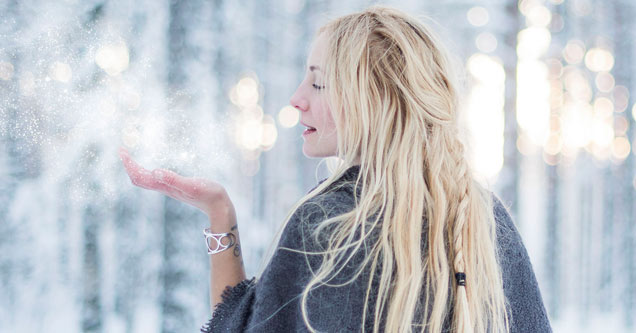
{"left": 199, "top": 190, "right": 348, "bottom": 332}
{"left": 199, "top": 277, "right": 257, "bottom": 332}
{"left": 492, "top": 195, "right": 552, "bottom": 333}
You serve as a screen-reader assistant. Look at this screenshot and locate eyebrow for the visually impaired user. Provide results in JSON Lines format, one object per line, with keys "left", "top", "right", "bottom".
{"left": 309, "top": 65, "right": 321, "bottom": 72}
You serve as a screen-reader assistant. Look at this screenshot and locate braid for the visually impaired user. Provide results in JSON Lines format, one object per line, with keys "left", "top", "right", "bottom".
{"left": 449, "top": 131, "right": 474, "bottom": 333}
{"left": 421, "top": 125, "right": 452, "bottom": 332}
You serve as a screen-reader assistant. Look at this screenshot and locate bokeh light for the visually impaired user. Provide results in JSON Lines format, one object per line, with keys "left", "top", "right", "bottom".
{"left": 237, "top": 77, "right": 259, "bottom": 105}
{"left": 593, "top": 97, "right": 614, "bottom": 117}
{"left": 612, "top": 136, "right": 631, "bottom": 160}
{"left": 562, "top": 40, "right": 586, "bottom": 64}
{"left": 544, "top": 132, "right": 562, "bottom": 155}
{"left": 231, "top": 76, "right": 260, "bottom": 107}
{"left": 615, "top": 116, "right": 629, "bottom": 136}
{"left": 235, "top": 115, "right": 263, "bottom": 150}
{"left": 550, "top": 12, "right": 564, "bottom": 32}
{"left": 95, "top": 41, "right": 130, "bottom": 76}
{"left": 0, "top": 61, "right": 14, "bottom": 80}
{"left": 546, "top": 58, "right": 563, "bottom": 79}
{"left": 278, "top": 105, "right": 300, "bottom": 128}
{"left": 49, "top": 61, "right": 72, "bottom": 83}
{"left": 121, "top": 125, "right": 141, "bottom": 148}
{"left": 572, "top": 0, "right": 593, "bottom": 17}
{"left": 230, "top": 75, "right": 279, "bottom": 158}
{"left": 613, "top": 85, "right": 630, "bottom": 112}
{"left": 467, "top": 6, "right": 489, "bottom": 27}
{"left": 563, "top": 68, "right": 592, "bottom": 102}
{"left": 517, "top": 60, "right": 550, "bottom": 146}
{"left": 260, "top": 115, "right": 278, "bottom": 150}
{"left": 561, "top": 101, "right": 593, "bottom": 151}
{"left": 591, "top": 121, "right": 614, "bottom": 149}
{"left": 594, "top": 72, "right": 615, "bottom": 92}
{"left": 517, "top": 27, "right": 551, "bottom": 60}
{"left": 525, "top": 5, "right": 551, "bottom": 27}
{"left": 465, "top": 53, "right": 505, "bottom": 180}
{"left": 518, "top": 0, "right": 542, "bottom": 16}
{"left": 475, "top": 32, "right": 498, "bottom": 53}
{"left": 120, "top": 89, "right": 141, "bottom": 111}
{"left": 584, "top": 47, "right": 615, "bottom": 72}
{"left": 468, "top": 53, "right": 505, "bottom": 83}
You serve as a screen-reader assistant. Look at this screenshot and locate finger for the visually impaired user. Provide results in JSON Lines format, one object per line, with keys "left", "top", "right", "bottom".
{"left": 124, "top": 165, "right": 192, "bottom": 202}
{"left": 118, "top": 150, "right": 199, "bottom": 204}
{"left": 118, "top": 149, "right": 143, "bottom": 177}
{"left": 119, "top": 149, "right": 208, "bottom": 202}
{"left": 118, "top": 146, "right": 129, "bottom": 156}
{"left": 149, "top": 173, "right": 204, "bottom": 206}
{"left": 118, "top": 147, "right": 136, "bottom": 167}
{"left": 152, "top": 168, "right": 187, "bottom": 189}
{"left": 152, "top": 169, "right": 209, "bottom": 199}
{"left": 119, "top": 151, "right": 162, "bottom": 190}
{"left": 119, "top": 150, "right": 137, "bottom": 173}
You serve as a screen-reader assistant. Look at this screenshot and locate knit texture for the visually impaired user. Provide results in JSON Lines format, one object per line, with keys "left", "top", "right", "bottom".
{"left": 200, "top": 165, "right": 552, "bottom": 332}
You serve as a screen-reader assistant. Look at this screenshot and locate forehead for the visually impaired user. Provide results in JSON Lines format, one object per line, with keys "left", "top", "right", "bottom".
{"left": 307, "top": 33, "right": 328, "bottom": 69}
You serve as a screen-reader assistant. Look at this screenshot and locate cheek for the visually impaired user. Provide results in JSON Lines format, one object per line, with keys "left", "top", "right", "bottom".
{"left": 320, "top": 111, "right": 336, "bottom": 135}
{"left": 318, "top": 101, "right": 335, "bottom": 125}
{"left": 326, "top": 109, "right": 338, "bottom": 134}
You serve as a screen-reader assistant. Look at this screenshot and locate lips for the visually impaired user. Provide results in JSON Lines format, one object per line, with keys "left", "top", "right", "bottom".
{"left": 301, "top": 121, "right": 317, "bottom": 136}
{"left": 300, "top": 121, "right": 316, "bottom": 131}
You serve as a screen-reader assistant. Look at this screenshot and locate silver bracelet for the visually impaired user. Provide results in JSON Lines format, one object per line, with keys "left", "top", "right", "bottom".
{"left": 203, "top": 228, "right": 236, "bottom": 255}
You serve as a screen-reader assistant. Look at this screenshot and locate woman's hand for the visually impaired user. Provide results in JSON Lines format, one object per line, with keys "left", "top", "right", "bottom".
{"left": 120, "top": 147, "right": 246, "bottom": 309}
{"left": 119, "top": 147, "right": 233, "bottom": 220}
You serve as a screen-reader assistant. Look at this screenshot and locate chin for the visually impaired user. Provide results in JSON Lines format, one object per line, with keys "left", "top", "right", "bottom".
{"left": 302, "top": 151, "right": 326, "bottom": 159}
{"left": 302, "top": 146, "right": 334, "bottom": 159}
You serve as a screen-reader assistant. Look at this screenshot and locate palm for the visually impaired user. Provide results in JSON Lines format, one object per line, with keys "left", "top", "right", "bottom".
{"left": 119, "top": 147, "right": 228, "bottom": 217}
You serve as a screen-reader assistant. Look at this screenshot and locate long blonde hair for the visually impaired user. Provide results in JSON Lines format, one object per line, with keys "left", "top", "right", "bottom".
{"left": 264, "top": 6, "right": 509, "bottom": 332}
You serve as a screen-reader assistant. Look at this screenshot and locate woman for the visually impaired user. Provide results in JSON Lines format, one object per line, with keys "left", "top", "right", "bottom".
{"left": 120, "top": 6, "right": 551, "bottom": 332}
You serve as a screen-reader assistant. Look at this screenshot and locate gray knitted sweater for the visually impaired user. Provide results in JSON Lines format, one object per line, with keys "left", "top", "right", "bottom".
{"left": 201, "top": 165, "right": 552, "bottom": 332}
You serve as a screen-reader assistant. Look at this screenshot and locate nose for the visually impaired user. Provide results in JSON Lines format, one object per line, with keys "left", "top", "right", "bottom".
{"left": 289, "top": 88, "right": 308, "bottom": 112}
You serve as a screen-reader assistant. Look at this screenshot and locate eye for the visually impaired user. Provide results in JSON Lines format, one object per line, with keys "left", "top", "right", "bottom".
{"left": 312, "top": 83, "right": 325, "bottom": 90}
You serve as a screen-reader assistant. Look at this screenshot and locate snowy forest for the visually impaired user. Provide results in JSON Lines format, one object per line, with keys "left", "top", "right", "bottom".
{"left": 1, "top": 0, "right": 634, "bottom": 332}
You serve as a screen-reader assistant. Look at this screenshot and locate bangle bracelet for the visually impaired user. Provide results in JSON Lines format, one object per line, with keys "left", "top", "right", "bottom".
{"left": 203, "top": 228, "right": 236, "bottom": 255}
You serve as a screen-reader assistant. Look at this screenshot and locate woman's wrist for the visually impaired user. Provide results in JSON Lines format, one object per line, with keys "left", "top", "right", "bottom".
{"left": 205, "top": 196, "right": 237, "bottom": 230}
{"left": 203, "top": 228, "right": 237, "bottom": 255}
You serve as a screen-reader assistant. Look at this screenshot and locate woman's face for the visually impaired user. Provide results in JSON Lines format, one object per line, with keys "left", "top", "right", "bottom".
{"left": 289, "top": 33, "right": 338, "bottom": 159}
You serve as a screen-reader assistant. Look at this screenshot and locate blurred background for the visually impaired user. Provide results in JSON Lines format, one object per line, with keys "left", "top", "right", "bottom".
{"left": 0, "top": 0, "right": 634, "bottom": 332}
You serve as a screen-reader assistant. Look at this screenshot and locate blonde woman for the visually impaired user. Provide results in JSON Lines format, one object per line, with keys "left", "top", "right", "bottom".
{"left": 120, "top": 5, "right": 551, "bottom": 332}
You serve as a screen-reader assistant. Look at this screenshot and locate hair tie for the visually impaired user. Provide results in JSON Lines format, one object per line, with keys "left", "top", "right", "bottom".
{"left": 455, "top": 272, "right": 466, "bottom": 286}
